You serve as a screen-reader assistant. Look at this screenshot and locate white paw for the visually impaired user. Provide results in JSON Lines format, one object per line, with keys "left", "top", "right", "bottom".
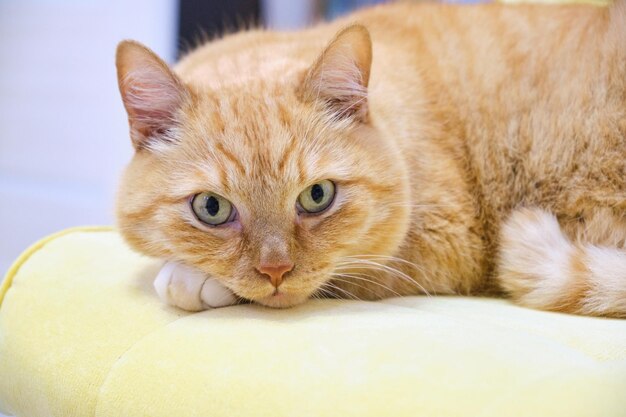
{"left": 154, "top": 261, "right": 237, "bottom": 311}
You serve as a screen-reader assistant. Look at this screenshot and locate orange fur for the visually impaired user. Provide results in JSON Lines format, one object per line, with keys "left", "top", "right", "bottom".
{"left": 115, "top": 1, "right": 626, "bottom": 316}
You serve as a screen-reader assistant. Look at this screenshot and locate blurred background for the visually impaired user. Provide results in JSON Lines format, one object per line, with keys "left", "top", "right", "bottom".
{"left": 0, "top": 0, "right": 488, "bottom": 276}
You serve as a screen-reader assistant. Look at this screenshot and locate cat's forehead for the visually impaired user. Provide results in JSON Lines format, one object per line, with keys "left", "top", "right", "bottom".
{"left": 197, "top": 88, "right": 308, "bottom": 157}
{"left": 179, "top": 55, "right": 306, "bottom": 91}
{"left": 177, "top": 88, "right": 349, "bottom": 197}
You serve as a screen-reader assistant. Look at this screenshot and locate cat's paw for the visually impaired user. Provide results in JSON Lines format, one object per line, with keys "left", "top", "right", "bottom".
{"left": 154, "top": 262, "right": 237, "bottom": 311}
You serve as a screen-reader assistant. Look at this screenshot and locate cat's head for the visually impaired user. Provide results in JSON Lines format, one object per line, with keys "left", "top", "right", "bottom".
{"left": 115, "top": 25, "right": 410, "bottom": 308}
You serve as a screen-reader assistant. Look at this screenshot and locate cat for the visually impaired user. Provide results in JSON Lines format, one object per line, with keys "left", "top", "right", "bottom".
{"left": 115, "top": 0, "right": 626, "bottom": 317}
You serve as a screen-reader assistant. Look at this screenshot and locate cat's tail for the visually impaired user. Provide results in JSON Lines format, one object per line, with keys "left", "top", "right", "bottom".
{"left": 497, "top": 208, "right": 626, "bottom": 318}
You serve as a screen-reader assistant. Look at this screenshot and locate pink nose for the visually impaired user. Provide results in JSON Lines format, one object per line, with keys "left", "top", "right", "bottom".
{"left": 256, "top": 262, "right": 294, "bottom": 288}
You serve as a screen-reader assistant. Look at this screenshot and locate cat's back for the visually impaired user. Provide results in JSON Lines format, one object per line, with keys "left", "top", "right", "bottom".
{"left": 174, "top": 2, "right": 623, "bottom": 125}
{"left": 173, "top": 3, "right": 549, "bottom": 89}
{"left": 415, "top": 1, "right": 626, "bottom": 217}
{"left": 356, "top": 2, "right": 625, "bottom": 215}
{"left": 347, "top": 2, "right": 625, "bottom": 243}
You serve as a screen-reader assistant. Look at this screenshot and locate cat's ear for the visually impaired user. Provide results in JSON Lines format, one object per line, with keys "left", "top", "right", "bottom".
{"left": 300, "top": 24, "right": 372, "bottom": 122}
{"left": 116, "top": 40, "right": 189, "bottom": 150}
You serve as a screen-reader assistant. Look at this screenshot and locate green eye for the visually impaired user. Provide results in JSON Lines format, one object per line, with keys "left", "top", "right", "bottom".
{"left": 298, "top": 180, "right": 335, "bottom": 214}
{"left": 191, "top": 192, "right": 234, "bottom": 225}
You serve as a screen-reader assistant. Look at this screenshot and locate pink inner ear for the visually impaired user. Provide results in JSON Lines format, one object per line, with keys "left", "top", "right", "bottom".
{"left": 313, "top": 57, "right": 368, "bottom": 119}
{"left": 121, "top": 64, "right": 183, "bottom": 144}
{"left": 305, "top": 38, "right": 370, "bottom": 122}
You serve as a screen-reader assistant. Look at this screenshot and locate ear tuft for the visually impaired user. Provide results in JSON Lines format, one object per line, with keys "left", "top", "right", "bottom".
{"left": 116, "top": 40, "right": 189, "bottom": 150}
{"left": 301, "top": 24, "right": 372, "bottom": 122}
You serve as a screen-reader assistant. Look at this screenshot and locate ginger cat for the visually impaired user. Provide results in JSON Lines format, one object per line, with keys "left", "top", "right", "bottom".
{"left": 115, "top": 1, "right": 626, "bottom": 317}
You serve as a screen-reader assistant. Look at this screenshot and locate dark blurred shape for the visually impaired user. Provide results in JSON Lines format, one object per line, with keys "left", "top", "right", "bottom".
{"left": 178, "top": 0, "right": 260, "bottom": 56}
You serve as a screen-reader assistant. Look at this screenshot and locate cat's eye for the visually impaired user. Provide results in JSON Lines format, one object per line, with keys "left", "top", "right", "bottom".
{"left": 297, "top": 180, "right": 336, "bottom": 214}
{"left": 191, "top": 192, "right": 235, "bottom": 226}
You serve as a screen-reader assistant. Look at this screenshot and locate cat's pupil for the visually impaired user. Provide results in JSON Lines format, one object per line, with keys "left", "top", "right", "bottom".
{"left": 206, "top": 196, "right": 220, "bottom": 216}
{"left": 311, "top": 184, "right": 324, "bottom": 203}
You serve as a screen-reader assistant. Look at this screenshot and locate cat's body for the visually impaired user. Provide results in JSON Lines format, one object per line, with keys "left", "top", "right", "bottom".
{"left": 116, "top": 2, "right": 626, "bottom": 316}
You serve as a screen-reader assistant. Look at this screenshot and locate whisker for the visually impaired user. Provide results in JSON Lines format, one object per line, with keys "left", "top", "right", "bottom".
{"left": 338, "top": 259, "right": 433, "bottom": 288}
{"left": 332, "top": 275, "right": 378, "bottom": 296}
{"left": 320, "top": 281, "right": 362, "bottom": 301}
{"left": 342, "top": 254, "right": 427, "bottom": 273}
{"left": 387, "top": 203, "right": 455, "bottom": 209}
{"left": 335, "top": 259, "right": 432, "bottom": 296}
{"left": 338, "top": 254, "right": 435, "bottom": 287}
{"left": 332, "top": 273, "right": 403, "bottom": 298}
{"left": 315, "top": 286, "right": 337, "bottom": 300}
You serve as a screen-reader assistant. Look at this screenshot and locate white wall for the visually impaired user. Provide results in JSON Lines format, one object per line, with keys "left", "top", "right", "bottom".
{"left": 0, "top": 0, "right": 178, "bottom": 278}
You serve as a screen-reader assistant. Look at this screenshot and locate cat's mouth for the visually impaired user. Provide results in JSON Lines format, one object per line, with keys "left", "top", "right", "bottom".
{"left": 253, "top": 288, "right": 311, "bottom": 308}
{"left": 229, "top": 271, "right": 328, "bottom": 309}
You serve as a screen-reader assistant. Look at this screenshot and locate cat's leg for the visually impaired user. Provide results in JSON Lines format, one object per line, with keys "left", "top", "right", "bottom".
{"left": 497, "top": 207, "right": 626, "bottom": 317}
{"left": 154, "top": 262, "right": 237, "bottom": 311}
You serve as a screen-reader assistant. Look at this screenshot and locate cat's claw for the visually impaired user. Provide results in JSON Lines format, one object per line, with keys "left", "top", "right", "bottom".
{"left": 154, "top": 261, "right": 237, "bottom": 311}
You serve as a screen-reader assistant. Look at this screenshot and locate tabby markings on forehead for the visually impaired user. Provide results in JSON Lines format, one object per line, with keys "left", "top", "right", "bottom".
{"left": 187, "top": 56, "right": 306, "bottom": 90}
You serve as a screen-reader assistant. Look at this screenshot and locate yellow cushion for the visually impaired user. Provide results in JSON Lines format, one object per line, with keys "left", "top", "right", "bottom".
{"left": 1, "top": 228, "right": 625, "bottom": 417}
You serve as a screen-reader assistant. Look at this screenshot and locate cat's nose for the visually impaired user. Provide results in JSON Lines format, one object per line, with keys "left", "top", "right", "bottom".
{"left": 256, "top": 262, "right": 294, "bottom": 288}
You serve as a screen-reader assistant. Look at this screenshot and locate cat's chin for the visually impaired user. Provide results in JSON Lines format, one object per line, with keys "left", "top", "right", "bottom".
{"left": 253, "top": 290, "right": 311, "bottom": 309}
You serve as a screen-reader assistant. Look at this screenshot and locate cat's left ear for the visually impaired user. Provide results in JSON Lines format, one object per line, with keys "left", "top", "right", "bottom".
{"left": 116, "top": 40, "right": 190, "bottom": 150}
{"left": 300, "top": 24, "right": 372, "bottom": 123}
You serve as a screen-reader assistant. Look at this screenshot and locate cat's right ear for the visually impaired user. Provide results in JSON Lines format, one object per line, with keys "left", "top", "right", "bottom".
{"left": 116, "top": 41, "right": 189, "bottom": 150}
